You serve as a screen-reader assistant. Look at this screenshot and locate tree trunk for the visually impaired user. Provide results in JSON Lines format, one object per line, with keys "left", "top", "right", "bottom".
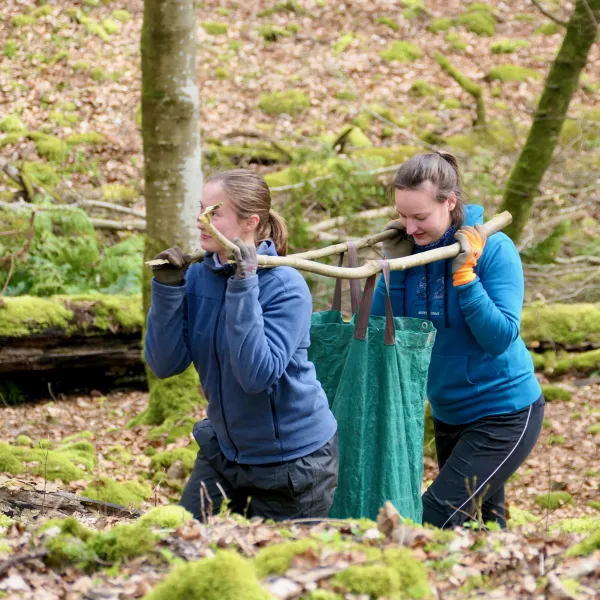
{"left": 139, "top": 0, "right": 204, "bottom": 425}
{"left": 499, "top": 0, "right": 600, "bottom": 242}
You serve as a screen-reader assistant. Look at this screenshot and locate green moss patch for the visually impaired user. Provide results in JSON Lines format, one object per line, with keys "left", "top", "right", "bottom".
{"left": 83, "top": 477, "right": 151, "bottom": 508}
{"left": 550, "top": 517, "right": 600, "bottom": 535}
{"left": 536, "top": 21, "right": 560, "bottom": 35}
{"left": 258, "top": 89, "right": 311, "bottom": 116}
{"left": 521, "top": 303, "right": 600, "bottom": 347}
{"left": 487, "top": 65, "right": 541, "bottom": 82}
{"left": 254, "top": 539, "right": 318, "bottom": 578}
{"left": 144, "top": 551, "right": 271, "bottom": 600}
{"left": 201, "top": 21, "right": 229, "bottom": 35}
{"left": 131, "top": 364, "right": 202, "bottom": 427}
{"left": 151, "top": 447, "right": 197, "bottom": 476}
{"left": 376, "top": 16, "right": 398, "bottom": 31}
{"left": 458, "top": 8, "right": 495, "bottom": 36}
{"left": 111, "top": 9, "right": 131, "bottom": 22}
{"left": 541, "top": 384, "right": 572, "bottom": 403}
{"left": 0, "top": 115, "right": 25, "bottom": 133}
{"left": 535, "top": 492, "right": 573, "bottom": 510}
{"left": 566, "top": 530, "right": 600, "bottom": 557}
{"left": 67, "top": 132, "right": 105, "bottom": 146}
{"left": 428, "top": 17, "right": 453, "bottom": 33}
{"left": 380, "top": 41, "right": 422, "bottom": 62}
{"left": 332, "top": 33, "right": 354, "bottom": 55}
{"left": 139, "top": 506, "right": 193, "bottom": 529}
{"left": 491, "top": 39, "right": 529, "bottom": 54}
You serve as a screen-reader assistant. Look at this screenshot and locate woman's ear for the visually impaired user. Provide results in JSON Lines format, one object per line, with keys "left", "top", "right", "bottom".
{"left": 246, "top": 214, "right": 260, "bottom": 233}
{"left": 447, "top": 192, "right": 457, "bottom": 212}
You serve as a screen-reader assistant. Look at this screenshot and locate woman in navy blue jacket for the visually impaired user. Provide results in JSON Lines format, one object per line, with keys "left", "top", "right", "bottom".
{"left": 145, "top": 169, "right": 338, "bottom": 522}
{"left": 372, "top": 152, "right": 544, "bottom": 529}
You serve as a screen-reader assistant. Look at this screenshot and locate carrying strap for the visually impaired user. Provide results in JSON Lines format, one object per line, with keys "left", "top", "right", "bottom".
{"left": 331, "top": 242, "right": 361, "bottom": 315}
{"left": 355, "top": 260, "right": 395, "bottom": 346}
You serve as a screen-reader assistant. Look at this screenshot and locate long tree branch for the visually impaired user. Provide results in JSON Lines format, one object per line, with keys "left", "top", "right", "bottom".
{"left": 146, "top": 211, "right": 513, "bottom": 279}
{"left": 530, "top": 0, "right": 568, "bottom": 27}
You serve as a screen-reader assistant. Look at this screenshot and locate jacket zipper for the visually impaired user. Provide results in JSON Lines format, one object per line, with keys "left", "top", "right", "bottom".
{"left": 269, "top": 391, "right": 280, "bottom": 439}
{"left": 214, "top": 285, "right": 239, "bottom": 461}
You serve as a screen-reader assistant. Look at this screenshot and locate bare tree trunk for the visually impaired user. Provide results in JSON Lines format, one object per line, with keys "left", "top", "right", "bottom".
{"left": 137, "top": 0, "right": 204, "bottom": 426}
{"left": 499, "top": 0, "right": 600, "bottom": 242}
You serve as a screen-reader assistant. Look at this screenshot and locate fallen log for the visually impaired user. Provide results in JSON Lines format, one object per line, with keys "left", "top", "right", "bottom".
{"left": 0, "top": 479, "right": 140, "bottom": 519}
{"left": 0, "top": 295, "right": 597, "bottom": 400}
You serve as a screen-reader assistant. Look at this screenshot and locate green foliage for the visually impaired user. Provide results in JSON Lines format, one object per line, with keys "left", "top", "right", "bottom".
{"left": 144, "top": 551, "right": 272, "bottom": 600}
{"left": 383, "top": 547, "right": 431, "bottom": 598}
{"left": 139, "top": 506, "right": 193, "bottom": 529}
{"left": 83, "top": 476, "right": 151, "bottom": 508}
{"left": 4, "top": 39, "right": 18, "bottom": 58}
{"left": 487, "top": 65, "right": 541, "bottom": 82}
{"left": 95, "top": 235, "right": 144, "bottom": 294}
{"left": 258, "top": 89, "right": 310, "bottom": 116}
{"left": 491, "top": 39, "right": 529, "bottom": 54}
{"left": 335, "top": 90, "right": 357, "bottom": 101}
{"left": 536, "top": 21, "right": 560, "bottom": 35}
{"left": 428, "top": 18, "right": 453, "bottom": 33}
{"left": 541, "top": 384, "right": 572, "bottom": 403}
{"left": 285, "top": 22, "right": 301, "bottom": 34}
{"left": 590, "top": 423, "right": 600, "bottom": 435}
{"left": 535, "top": 492, "right": 573, "bottom": 510}
{"left": 214, "top": 67, "right": 228, "bottom": 80}
{"left": 0, "top": 443, "right": 25, "bottom": 474}
{"left": 376, "top": 16, "right": 398, "bottom": 31}
{"left": 380, "top": 41, "right": 422, "bottom": 62}
{"left": 0, "top": 115, "right": 25, "bottom": 133}
{"left": 458, "top": 8, "right": 496, "bottom": 36}
{"left": 33, "top": 134, "right": 69, "bottom": 162}
{"left": 201, "top": 21, "right": 229, "bottom": 35}
{"left": 521, "top": 220, "right": 569, "bottom": 264}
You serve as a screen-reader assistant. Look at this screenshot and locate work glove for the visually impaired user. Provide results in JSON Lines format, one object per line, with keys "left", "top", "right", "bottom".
{"left": 452, "top": 224, "right": 487, "bottom": 287}
{"left": 232, "top": 238, "right": 258, "bottom": 280}
{"left": 151, "top": 246, "right": 191, "bottom": 286}
{"left": 381, "top": 220, "right": 415, "bottom": 259}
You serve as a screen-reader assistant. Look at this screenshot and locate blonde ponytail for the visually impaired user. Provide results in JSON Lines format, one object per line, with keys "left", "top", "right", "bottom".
{"left": 266, "top": 209, "right": 288, "bottom": 256}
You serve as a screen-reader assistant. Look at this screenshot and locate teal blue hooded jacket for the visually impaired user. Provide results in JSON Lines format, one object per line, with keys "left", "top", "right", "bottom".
{"left": 371, "top": 204, "right": 541, "bottom": 425}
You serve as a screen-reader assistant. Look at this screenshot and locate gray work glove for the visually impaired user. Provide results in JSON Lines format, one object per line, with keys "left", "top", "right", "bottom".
{"left": 151, "top": 246, "right": 191, "bottom": 286}
{"left": 232, "top": 238, "right": 258, "bottom": 280}
{"left": 382, "top": 220, "right": 415, "bottom": 259}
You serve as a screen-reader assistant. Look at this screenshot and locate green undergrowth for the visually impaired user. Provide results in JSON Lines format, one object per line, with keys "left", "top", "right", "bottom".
{"left": 0, "top": 205, "right": 144, "bottom": 296}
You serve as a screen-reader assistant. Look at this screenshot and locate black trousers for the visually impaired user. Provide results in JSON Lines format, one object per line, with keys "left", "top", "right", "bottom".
{"left": 180, "top": 419, "right": 338, "bottom": 522}
{"left": 422, "top": 395, "right": 545, "bottom": 529}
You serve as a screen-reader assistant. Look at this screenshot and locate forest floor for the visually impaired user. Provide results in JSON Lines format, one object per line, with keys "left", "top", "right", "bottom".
{"left": 0, "top": 376, "right": 597, "bottom": 599}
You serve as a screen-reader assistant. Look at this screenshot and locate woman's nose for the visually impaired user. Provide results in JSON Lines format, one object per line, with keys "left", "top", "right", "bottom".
{"left": 405, "top": 220, "right": 418, "bottom": 235}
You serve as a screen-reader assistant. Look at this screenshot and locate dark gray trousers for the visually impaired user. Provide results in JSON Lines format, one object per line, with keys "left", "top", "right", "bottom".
{"left": 422, "top": 395, "right": 545, "bottom": 529}
{"left": 180, "top": 419, "right": 338, "bottom": 522}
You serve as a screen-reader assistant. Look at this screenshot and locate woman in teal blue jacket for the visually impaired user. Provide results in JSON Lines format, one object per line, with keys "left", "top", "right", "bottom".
{"left": 372, "top": 151, "right": 544, "bottom": 528}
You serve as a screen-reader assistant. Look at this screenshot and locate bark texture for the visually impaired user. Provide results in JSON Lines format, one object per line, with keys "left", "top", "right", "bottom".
{"left": 499, "top": 0, "right": 600, "bottom": 242}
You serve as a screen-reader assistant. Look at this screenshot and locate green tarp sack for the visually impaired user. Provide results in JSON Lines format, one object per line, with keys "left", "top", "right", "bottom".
{"left": 309, "top": 245, "right": 436, "bottom": 522}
